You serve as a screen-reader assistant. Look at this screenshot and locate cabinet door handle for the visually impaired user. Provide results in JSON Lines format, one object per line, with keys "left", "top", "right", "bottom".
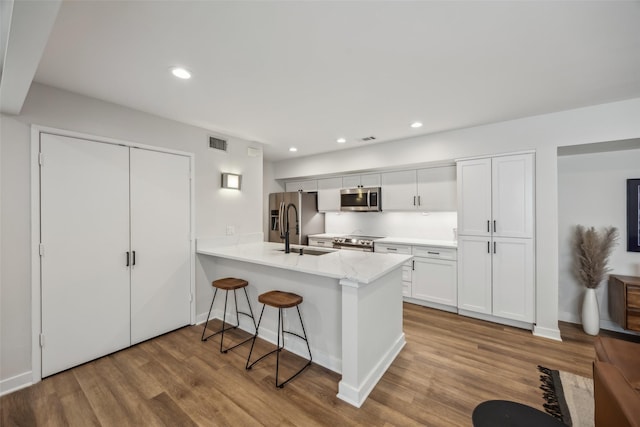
{"left": 487, "top": 241, "right": 490, "bottom": 253}
{"left": 493, "top": 220, "right": 496, "bottom": 233}
{"left": 427, "top": 251, "right": 440, "bottom": 255}
{"left": 132, "top": 251, "right": 136, "bottom": 266}
{"left": 413, "top": 196, "right": 416, "bottom": 206}
{"left": 417, "top": 195, "right": 421, "bottom": 206}
{"left": 493, "top": 242, "right": 496, "bottom": 254}
{"left": 487, "top": 220, "right": 490, "bottom": 232}
{"left": 126, "top": 251, "right": 130, "bottom": 267}
{"left": 412, "top": 260, "right": 415, "bottom": 270}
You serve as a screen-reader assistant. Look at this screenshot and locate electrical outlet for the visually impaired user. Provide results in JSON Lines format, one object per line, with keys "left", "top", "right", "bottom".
{"left": 226, "top": 225, "right": 235, "bottom": 236}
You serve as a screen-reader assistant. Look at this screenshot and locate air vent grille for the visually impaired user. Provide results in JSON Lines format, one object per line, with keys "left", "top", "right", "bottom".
{"left": 361, "top": 136, "right": 376, "bottom": 142}
{"left": 209, "top": 136, "right": 228, "bottom": 151}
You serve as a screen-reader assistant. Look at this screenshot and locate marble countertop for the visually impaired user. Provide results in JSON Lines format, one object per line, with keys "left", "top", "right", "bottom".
{"left": 197, "top": 240, "right": 411, "bottom": 284}
{"left": 308, "top": 234, "right": 457, "bottom": 249}
{"left": 376, "top": 237, "right": 457, "bottom": 248}
{"left": 307, "top": 233, "right": 345, "bottom": 239}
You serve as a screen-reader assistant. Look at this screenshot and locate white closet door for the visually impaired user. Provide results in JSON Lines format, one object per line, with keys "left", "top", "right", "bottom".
{"left": 41, "top": 134, "right": 130, "bottom": 377}
{"left": 130, "top": 148, "right": 191, "bottom": 344}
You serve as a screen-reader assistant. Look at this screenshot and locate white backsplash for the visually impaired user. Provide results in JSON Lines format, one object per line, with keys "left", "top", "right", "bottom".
{"left": 324, "top": 211, "right": 458, "bottom": 241}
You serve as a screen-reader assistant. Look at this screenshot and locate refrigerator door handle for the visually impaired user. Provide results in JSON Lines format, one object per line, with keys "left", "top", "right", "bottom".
{"left": 280, "top": 202, "right": 286, "bottom": 238}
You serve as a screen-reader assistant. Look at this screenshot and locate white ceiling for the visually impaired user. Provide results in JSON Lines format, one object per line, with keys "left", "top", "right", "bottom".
{"left": 29, "top": 1, "right": 640, "bottom": 161}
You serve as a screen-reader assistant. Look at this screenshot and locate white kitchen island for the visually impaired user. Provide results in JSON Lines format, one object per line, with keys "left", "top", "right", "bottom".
{"left": 197, "top": 236, "right": 411, "bottom": 408}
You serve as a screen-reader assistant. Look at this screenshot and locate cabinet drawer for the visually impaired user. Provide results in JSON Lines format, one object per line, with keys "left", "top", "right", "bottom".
{"left": 402, "top": 265, "right": 412, "bottom": 282}
{"left": 627, "top": 286, "right": 640, "bottom": 309}
{"left": 626, "top": 310, "right": 640, "bottom": 332}
{"left": 375, "top": 244, "right": 411, "bottom": 255}
{"left": 309, "top": 239, "right": 332, "bottom": 247}
{"left": 402, "top": 281, "right": 412, "bottom": 297}
{"left": 412, "top": 246, "right": 457, "bottom": 260}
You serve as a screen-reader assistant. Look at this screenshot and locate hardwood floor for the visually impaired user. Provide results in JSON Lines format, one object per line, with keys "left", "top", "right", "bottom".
{"left": 0, "top": 303, "right": 613, "bottom": 426}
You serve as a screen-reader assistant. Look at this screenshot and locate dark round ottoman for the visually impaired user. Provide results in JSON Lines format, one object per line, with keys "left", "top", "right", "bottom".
{"left": 472, "top": 400, "right": 566, "bottom": 427}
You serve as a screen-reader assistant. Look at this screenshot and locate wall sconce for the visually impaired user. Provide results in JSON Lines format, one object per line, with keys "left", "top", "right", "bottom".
{"left": 221, "top": 172, "right": 242, "bottom": 190}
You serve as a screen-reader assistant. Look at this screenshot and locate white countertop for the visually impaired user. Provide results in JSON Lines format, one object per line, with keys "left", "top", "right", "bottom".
{"left": 376, "top": 237, "right": 457, "bottom": 248}
{"left": 308, "top": 234, "right": 457, "bottom": 249}
{"left": 197, "top": 240, "right": 411, "bottom": 284}
{"left": 307, "top": 233, "right": 345, "bottom": 239}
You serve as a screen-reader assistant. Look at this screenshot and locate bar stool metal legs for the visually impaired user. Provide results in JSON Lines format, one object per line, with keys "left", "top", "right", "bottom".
{"left": 201, "top": 278, "right": 256, "bottom": 353}
{"left": 245, "top": 290, "right": 312, "bottom": 388}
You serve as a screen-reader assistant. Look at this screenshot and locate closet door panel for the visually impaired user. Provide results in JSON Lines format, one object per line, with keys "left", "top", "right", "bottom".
{"left": 40, "top": 134, "right": 130, "bottom": 377}
{"left": 130, "top": 148, "right": 191, "bottom": 344}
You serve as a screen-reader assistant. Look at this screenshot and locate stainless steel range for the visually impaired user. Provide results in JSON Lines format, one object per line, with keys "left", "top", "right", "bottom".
{"left": 332, "top": 235, "right": 384, "bottom": 252}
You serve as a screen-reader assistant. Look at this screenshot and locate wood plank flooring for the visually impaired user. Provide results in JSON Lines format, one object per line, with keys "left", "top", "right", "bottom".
{"left": 0, "top": 303, "right": 625, "bottom": 426}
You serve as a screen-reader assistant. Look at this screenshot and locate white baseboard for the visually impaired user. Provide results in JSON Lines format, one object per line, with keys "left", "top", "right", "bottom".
{"left": 533, "top": 325, "right": 562, "bottom": 341}
{"left": 337, "top": 333, "right": 406, "bottom": 408}
{"left": 1, "top": 371, "right": 33, "bottom": 396}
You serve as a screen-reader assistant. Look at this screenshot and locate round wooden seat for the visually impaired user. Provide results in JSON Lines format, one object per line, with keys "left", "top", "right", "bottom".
{"left": 258, "top": 290, "right": 303, "bottom": 308}
{"left": 212, "top": 277, "right": 248, "bottom": 291}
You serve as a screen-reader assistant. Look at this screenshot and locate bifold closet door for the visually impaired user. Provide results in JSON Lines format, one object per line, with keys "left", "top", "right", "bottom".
{"left": 130, "top": 148, "right": 191, "bottom": 344}
{"left": 40, "top": 134, "right": 131, "bottom": 377}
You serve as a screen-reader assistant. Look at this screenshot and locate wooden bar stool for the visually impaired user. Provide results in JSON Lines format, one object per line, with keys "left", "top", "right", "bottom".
{"left": 245, "top": 290, "right": 312, "bottom": 388}
{"left": 201, "top": 277, "right": 256, "bottom": 353}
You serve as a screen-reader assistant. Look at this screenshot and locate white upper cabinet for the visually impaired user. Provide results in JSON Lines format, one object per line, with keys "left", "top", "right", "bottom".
{"left": 457, "top": 154, "right": 533, "bottom": 238}
{"left": 457, "top": 158, "right": 492, "bottom": 236}
{"left": 316, "top": 177, "right": 342, "bottom": 211}
{"left": 381, "top": 166, "right": 457, "bottom": 212}
{"left": 492, "top": 154, "right": 534, "bottom": 238}
{"left": 342, "top": 173, "right": 381, "bottom": 189}
{"left": 285, "top": 179, "right": 318, "bottom": 192}
{"left": 416, "top": 166, "right": 457, "bottom": 212}
{"left": 381, "top": 170, "right": 418, "bottom": 211}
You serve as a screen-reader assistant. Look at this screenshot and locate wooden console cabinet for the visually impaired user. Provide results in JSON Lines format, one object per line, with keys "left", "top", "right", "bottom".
{"left": 608, "top": 274, "right": 640, "bottom": 332}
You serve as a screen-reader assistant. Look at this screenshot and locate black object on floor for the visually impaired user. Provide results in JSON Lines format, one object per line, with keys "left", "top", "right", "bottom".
{"left": 472, "top": 400, "right": 567, "bottom": 427}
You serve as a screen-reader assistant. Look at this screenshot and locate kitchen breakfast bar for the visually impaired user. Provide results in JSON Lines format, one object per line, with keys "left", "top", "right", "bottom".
{"left": 196, "top": 236, "right": 411, "bottom": 407}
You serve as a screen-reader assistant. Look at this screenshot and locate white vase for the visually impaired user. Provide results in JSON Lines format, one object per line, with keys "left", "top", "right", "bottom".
{"left": 582, "top": 288, "right": 600, "bottom": 335}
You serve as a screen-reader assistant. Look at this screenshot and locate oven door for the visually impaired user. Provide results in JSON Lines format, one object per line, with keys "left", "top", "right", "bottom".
{"left": 340, "top": 187, "right": 381, "bottom": 212}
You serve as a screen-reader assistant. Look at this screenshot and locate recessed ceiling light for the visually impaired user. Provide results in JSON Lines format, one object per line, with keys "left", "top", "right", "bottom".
{"left": 410, "top": 122, "right": 423, "bottom": 128}
{"left": 337, "top": 138, "right": 346, "bottom": 144}
{"left": 289, "top": 147, "right": 298, "bottom": 152}
{"left": 171, "top": 67, "right": 192, "bottom": 79}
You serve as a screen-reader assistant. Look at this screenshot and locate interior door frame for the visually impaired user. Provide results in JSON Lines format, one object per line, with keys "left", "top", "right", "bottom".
{"left": 31, "top": 125, "right": 196, "bottom": 384}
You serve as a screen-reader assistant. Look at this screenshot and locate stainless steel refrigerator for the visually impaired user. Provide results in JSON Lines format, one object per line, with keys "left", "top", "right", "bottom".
{"left": 268, "top": 192, "right": 325, "bottom": 245}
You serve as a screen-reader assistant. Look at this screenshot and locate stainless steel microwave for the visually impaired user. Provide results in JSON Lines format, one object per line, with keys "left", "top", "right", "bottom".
{"left": 340, "top": 187, "right": 381, "bottom": 212}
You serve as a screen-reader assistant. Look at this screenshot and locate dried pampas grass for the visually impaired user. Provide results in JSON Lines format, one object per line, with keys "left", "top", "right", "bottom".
{"left": 573, "top": 225, "right": 619, "bottom": 289}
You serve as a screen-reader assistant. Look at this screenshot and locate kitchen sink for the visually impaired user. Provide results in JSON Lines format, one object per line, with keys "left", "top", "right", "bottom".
{"left": 276, "top": 248, "right": 332, "bottom": 256}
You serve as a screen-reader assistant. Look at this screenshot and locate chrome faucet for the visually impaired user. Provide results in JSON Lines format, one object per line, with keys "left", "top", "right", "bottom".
{"left": 283, "top": 203, "right": 299, "bottom": 253}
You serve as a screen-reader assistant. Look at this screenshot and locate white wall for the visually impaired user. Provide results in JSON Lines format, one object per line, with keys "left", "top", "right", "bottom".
{"left": 0, "top": 83, "right": 263, "bottom": 387}
{"left": 558, "top": 147, "right": 640, "bottom": 330}
{"left": 270, "top": 97, "right": 640, "bottom": 340}
{"left": 325, "top": 212, "right": 457, "bottom": 241}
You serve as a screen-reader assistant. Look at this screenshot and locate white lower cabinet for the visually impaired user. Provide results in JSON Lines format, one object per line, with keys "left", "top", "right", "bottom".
{"left": 375, "top": 243, "right": 412, "bottom": 296}
{"left": 376, "top": 243, "right": 458, "bottom": 305}
{"left": 412, "top": 257, "right": 457, "bottom": 307}
{"left": 492, "top": 237, "right": 534, "bottom": 323}
{"left": 457, "top": 235, "right": 534, "bottom": 323}
{"left": 40, "top": 133, "right": 192, "bottom": 377}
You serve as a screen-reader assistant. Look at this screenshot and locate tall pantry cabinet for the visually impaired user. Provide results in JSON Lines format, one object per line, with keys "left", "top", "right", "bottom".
{"left": 456, "top": 153, "right": 535, "bottom": 324}
{"left": 39, "top": 133, "right": 192, "bottom": 377}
